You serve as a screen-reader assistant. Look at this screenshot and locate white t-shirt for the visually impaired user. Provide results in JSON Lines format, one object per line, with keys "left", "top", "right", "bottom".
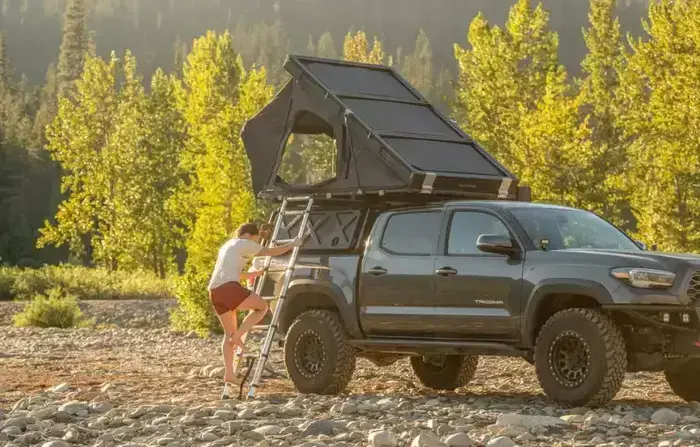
{"left": 208, "top": 238, "right": 263, "bottom": 290}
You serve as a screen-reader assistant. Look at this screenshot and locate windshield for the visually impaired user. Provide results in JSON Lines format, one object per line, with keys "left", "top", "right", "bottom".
{"left": 509, "top": 207, "right": 640, "bottom": 251}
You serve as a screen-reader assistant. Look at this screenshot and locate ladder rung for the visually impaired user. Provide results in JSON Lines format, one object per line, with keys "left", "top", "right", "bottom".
{"left": 262, "top": 296, "right": 276, "bottom": 301}
{"left": 272, "top": 238, "right": 295, "bottom": 244}
{"left": 281, "top": 210, "right": 306, "bottom": 216}
{"left": 284, "top": 196, "right": 312, "bottom": 202}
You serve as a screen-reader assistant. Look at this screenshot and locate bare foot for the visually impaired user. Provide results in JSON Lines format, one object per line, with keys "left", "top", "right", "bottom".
{"left": 229, "top": 333, "right": 244, "bottom": 350}
{"left": 223, "top": 374, "right": 236, "bottom": 384}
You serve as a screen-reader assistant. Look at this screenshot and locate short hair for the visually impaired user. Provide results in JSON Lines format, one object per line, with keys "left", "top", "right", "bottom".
{"left": 236, "top": 223, "right": 259, "bottom": 237}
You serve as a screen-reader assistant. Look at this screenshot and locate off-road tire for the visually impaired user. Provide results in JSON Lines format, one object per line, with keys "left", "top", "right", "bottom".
{"left": 665, "top": 359, "right": 700, "bottom": 402}
{"left": 534, "top": 308, "right": 627, "bottom": 407}
{"left": 283, "top": 309, "right": 356, "bottom": 395}
{"left": 410, "top": 354, "right": 479, "bottom": 390}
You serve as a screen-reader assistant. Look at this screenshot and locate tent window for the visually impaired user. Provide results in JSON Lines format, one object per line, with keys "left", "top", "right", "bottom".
{"left": 278, "top": 111, "right": 338, "bottom": 187}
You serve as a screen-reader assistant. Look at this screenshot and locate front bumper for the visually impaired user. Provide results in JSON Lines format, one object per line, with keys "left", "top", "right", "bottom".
{"left": 603, "top": 304, "right": 700, "bottom": 371}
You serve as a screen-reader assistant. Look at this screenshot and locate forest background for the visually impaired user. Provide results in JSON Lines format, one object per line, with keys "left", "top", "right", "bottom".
{"left": 2, "top": 0, "right": 698, "bottom": 333}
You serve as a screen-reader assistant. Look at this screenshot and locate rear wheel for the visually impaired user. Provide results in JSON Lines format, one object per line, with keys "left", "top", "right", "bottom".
{"left": 284, "top": 309, "right": 356, "bottom": 395}
{"left": 410, "top": 354, "right": 479, "bottom": 390}
{"left": 665, "top": 359, "right": 700, "bottom": 402}
{"left": 534, "top": 308, "right": 626, "bottom": 407}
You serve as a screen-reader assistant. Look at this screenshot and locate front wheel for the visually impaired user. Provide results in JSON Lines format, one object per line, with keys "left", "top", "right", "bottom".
{"left": 665, "top": 359, "right": 700, "bottom": 402}
{"left": 410, "top": 354, "right": 479, "bottom": 390}
{"left": 283, "top": 309, "right": 356, "bottom": 395}
{"left": 534, "top": 308, "right": 627, "bottom": 407}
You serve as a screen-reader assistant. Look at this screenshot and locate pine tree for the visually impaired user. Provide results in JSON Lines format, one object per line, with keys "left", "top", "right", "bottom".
{"left": 57, "top": 0, "right": 89, "bottom": 97}
{"left": 171, "top": 31, "right": 275, "bottom": 334}
{"left": 316, "top": 31, "right": 337, "bottom": 59}
{"left": 453, "top": 0, "right": 561, "bottom": 171}
{"left": 343, "top": 30, "right": 386, "bottom": 64}
{"left": 577, "top": 0, "right": 629, "bottom": 226}
{"left": 402, "top": 29, "right": 434, "bottom": 101}
{"left": 0, "top": 30, "right": 8, "bottom": 94}
{"left": 32, "top": 64, "right": 58, "bottom": 147}
{"left": 618, "top": 0, "right": 700, "bottom": 253}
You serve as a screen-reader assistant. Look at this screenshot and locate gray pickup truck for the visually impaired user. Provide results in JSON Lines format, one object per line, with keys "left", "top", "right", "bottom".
{"left": 265, "top": 200, "right": 700, "bottom": 408}
{"left": 240, "top": 55, "right": 700, "bottom": 407}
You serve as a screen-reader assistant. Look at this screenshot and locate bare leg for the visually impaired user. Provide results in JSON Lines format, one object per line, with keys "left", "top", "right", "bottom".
{"left": 230, "top": 294, "right": 268, "bottom": 348}
{"left": 216, "top": 310, "right": 238, "bottom": 383}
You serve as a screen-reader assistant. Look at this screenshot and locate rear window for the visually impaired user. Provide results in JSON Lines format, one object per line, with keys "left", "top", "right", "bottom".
{"left": 380, "top": 211, "right": 442, "bottom": 255}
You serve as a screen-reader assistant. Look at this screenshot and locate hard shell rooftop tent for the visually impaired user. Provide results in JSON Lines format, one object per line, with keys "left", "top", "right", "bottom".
{"left": 242, "top": 55, "right": 528, "bottom": 204}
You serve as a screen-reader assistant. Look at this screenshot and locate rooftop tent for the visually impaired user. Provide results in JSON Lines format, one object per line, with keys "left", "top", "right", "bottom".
{"left": 242, "top": 55, "right": 521, "bottom": 202}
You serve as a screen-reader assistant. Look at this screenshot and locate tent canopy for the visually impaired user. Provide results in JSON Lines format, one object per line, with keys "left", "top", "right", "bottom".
{"left": 242, "top": 55, "right": 521, "bottom": 202}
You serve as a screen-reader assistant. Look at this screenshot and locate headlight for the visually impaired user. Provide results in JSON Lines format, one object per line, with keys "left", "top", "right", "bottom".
{"left": 611, "top": 267, "right": 676, "bottom": 289}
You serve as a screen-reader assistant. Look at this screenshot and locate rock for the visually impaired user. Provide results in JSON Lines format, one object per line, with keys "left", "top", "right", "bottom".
{"left": 128, "top": 406, "right": 149, "bottom": 418}
{"left": 301, "top": 420, "right": 340, "bottom": 437}
{"left": 411, "top": 433, "right": 446, "bottom": 447}
{"left": 494, "top": 414, "right": 566, "bottom": 428}
{"left": 651, "top": 408, "right": 681, "bottom": 425}
{"left": 253, "top": 425, "right": 282, "bottom": 436}
{"left": 29, "top": 406, "right": 57, "bottom": 420}
{"left": 242, "top": 430, "right": 265, "bottom": 441}
{"left": 58, "top": 401, "right": 87, "bottom": 415}
{"left": 89, "top": 402, "right": 114, "bottom": 413}
{"left": 42, "top": 442, "right": 72, "bottom": 447}
{"left": 444, "top": 433, "right": 474, "bottom": 447}
{"left": 237, "top": 408, "right": 255, "bottom": 420}
{"left": 52, "top": 411, "right": 72, "bottom": 422}
{"left": 213, "top": 410, "right": 235, "bottom": 420}
{"left": 369, "top": 430, "right": 398, "bottom": 447}
{"left": 50, "top": 383, "right": 71, "bottom": 393}
{"left": 2, "top": 417, "right": 30, "bottom": 430}
{"left": 486, "top": 437, "right": 516, "bottom": 447}
{"left": 496, "top": 426, "right": 527, "bottom": 438}
{"left": 2, "top": 426, "right": 22, "bottom": 436}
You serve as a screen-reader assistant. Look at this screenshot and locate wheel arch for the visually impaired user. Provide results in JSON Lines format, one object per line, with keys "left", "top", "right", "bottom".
{"left": 279, "top": 280, "right": 361, "bottom": 338}
{"left": 522, "top": 280, "right": 613, "bottom": 347}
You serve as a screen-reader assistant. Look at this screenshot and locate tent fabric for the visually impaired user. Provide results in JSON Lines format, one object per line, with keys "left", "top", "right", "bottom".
{"left": 241, "top": 55, "right": 519, "bottom": 201}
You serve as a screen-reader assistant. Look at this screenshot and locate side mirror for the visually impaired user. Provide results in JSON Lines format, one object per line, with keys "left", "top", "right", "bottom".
{"left": 477, "top": 234, "right": 517, "bottom": 255}
{"left": 634, "top": 240, "right": 647, "bottom": 250}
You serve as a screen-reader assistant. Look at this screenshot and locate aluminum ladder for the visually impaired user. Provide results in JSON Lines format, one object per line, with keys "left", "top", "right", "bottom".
{"left": 221, "top": 196, "right": 314, "bottom": 400}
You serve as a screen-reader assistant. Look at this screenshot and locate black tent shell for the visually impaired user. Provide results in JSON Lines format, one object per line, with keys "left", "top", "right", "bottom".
{"left": 242, "top": 55, "right": 521, "bottom": 202}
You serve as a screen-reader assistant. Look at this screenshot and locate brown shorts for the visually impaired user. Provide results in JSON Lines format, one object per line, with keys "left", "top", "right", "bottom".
{"left": 209, "top": 281, "right": 252, "bottom": 315}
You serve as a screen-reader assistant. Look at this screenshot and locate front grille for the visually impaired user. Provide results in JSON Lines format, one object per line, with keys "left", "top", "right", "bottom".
{"left": 687, "top": 270, "right": 700, "bottom": 302}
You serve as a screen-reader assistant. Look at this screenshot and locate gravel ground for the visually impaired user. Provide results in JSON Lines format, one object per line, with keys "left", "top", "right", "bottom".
{"left": 1, "top": 300, "right": 698, "bottom": 447}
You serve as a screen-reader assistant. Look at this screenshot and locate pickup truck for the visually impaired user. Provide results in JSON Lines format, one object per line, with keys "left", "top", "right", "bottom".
{"left": 263, "top": 199, "right": 700, "bottom": 407}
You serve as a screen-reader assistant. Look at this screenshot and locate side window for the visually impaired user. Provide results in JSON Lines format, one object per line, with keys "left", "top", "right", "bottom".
{"left": 381, "top": 211, "right": 441, "bottom": 255}
{"left": 447, "top": 211, "right": 512, "bottom": 255}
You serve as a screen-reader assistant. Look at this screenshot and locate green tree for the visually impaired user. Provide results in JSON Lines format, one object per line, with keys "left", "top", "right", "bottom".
{"left": 343, "top": 30, "right": 387, "bottom": 64}
{"left": 577, "top": 0, "right": 629, "bottom": 226}
{"left": 103, "top": 59, "right": 186, "bottom": 276}
{"left": 514, "top": 70, "right": 594, "bottom": 207}
{"left": 171, "top": 31, "right": 275, "bottom": 334}
{"left": 57, "top": 0, "right": 90, "bottom": 97}
{"left": 38, "top": 52, "right": 119, "bottom": 264}
{"left": 453, "top": 0, "right": 560, "bottom": 169}
{"left": 618, "top": 0, "right": 700, "bottom": 253}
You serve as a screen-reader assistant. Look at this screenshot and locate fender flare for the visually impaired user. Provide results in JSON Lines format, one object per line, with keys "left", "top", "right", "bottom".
{"left": 521, "top": 279, "right": 613, "bottom": 346}
{"left": 281, "top": 279, "right": 362, "bottom": 338}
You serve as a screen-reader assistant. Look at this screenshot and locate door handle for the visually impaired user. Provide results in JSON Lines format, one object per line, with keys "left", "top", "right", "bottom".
{"left": 435, "top": 266, "right": 458, "bottom": 277}
{"left": 368, "top": 266, "right": 388, "bottom": 276}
